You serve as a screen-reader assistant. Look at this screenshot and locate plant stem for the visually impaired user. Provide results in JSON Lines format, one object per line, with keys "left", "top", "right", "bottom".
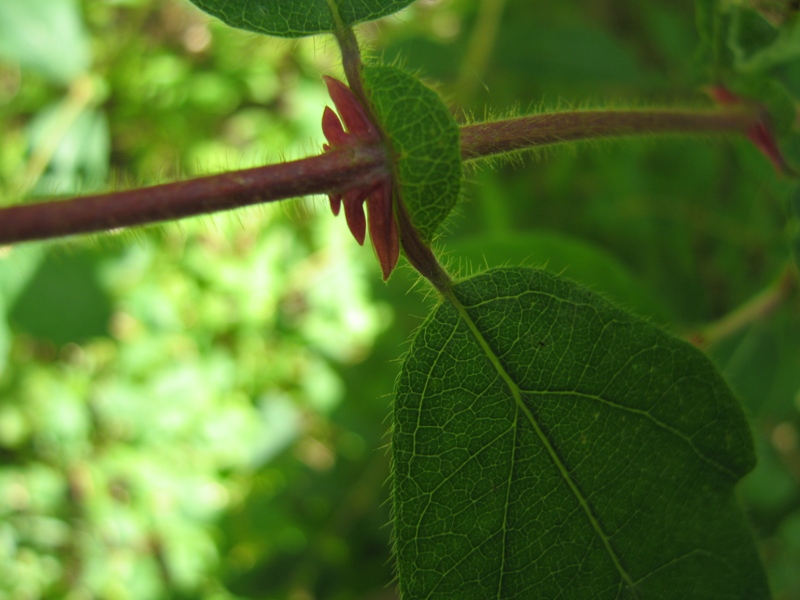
{"left": 0, "top": 144, "right": 385, "bottom": 245}
{"left": 334, "top": 26, "right": 367, "bottom": 104}
{"left": 325, "top": 0, "right": 367, "bottom": 105}
{"left": 688, "top": 263, "right": 798, "bottom": 348}
{"left": 459, "top": 107, "right": 759, "bottom": 161}
{"left": 395, "top": 199, "right": 453, "bottom": 294}
{"left": 0, "top": 107, "right": 758, "bottom": 246}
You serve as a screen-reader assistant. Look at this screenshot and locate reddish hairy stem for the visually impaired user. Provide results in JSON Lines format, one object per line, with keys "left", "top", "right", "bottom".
{"left": 459, "top": 108, "right": 759, "bottom": 161}
{"left": 0, "top": 107, "right": 760, "bottom": 246}
{"left": 395, "top": 199, "right": 452, "bottom": 294}
{"left": 0, "top": 144, "right": 385, "bottom": 245}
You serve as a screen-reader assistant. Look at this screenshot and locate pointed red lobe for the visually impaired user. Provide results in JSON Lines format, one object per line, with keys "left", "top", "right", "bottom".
{"left": 367, "top": 181, "right": 399, "bottom": 280}
{"left": 320, "top": 76, "right": 400, "bottom": 279}
{"left": 707, "top": 86, "right": 739, "bottom": 106}
{"left": 323, "top": 75, "right": 379, "bottom": 140}
{"left": 328, "top": 192, "right": 342, "bottom": 216}
{"left": 745, "top": 116, "right": 796, "bottom": 176}
{"left": 342, "top": 188, "right": 367, "bottom": 245}
{"left": 708, "top": 85, "right": 796, "bottom": 176}
{"left": 322, "top": 106, "right": 349, "bottom": 147}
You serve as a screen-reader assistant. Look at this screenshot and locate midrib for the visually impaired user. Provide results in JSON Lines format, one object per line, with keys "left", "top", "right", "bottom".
{"left": 443, "top": 286, "right": 638, "bottom": 596}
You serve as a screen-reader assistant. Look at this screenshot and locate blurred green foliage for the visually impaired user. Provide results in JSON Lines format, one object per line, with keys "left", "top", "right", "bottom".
{"left": 0, "top": 1, "right": 396, "bottom": 598}
{"left": 0, "top": 0, "right": 799, "bottom": 598}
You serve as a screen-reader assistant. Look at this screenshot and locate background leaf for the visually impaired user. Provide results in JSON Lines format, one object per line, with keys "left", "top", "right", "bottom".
{"left": 0, "top": 3, "right": 393, "bottom": 597}
{"left": 0, "top": 0, "right": 90, "bottom": 84}
{"left": 446, "top": 231, "right": 671, "bottom": 324}
{"left": 361, "top": 64, "right": 461, "bottom": 243}
{"left": 8, "top": 248, "right": 112, "bottom": 345}
{"left": 394, "top": 267, "right": 768, "bottom": 598}
{"left": 729, "top": 7, "right": 800, "bottom": 72}
{"left": 186, "top": 0, "right": 417, "bottom": 38}
{"left": 26, "top": 105, "right": 110, "bottom": 195}
{"left": 693, "top": 1, "right": 800, "bottom": 150}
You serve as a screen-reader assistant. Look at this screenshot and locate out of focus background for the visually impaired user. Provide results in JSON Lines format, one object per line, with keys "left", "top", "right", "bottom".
{"left": 0, "top": 0, "right": 798, "bottom": 598}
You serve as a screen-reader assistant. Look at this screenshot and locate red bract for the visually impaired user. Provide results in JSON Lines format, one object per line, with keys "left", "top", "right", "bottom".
{"left": 708, "top": 85, "right": 796, "bottom": 177}
{"left": 322, "top": 76, "right": 399, "bottom": 280}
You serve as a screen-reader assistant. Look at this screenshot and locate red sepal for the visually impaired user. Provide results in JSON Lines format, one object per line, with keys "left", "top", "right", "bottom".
{"left": 320, "top": 76, "right": 400, "bottom": 279}
{"left": 323, "top": 76, "right": 379, "bottom": 141}
{"left": 329, "top": 193, "right": 342, "bottom": 216}
{"left": 708, "top": 85, "right": 796, "bottom": 176}
{"left": 343, "top": 188, "right": 368, "bottom": 245}
{"left": 367, "top": 181, "right": 399, "bottom": 280}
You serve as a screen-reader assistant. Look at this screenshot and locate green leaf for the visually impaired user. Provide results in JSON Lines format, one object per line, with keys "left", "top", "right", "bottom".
{"left": 494, "top": 23, "right": 649, "bottom": 88}
{"left": 695, "top": 0, "right": 718, "bottom": 45}
{"left": 791, "top": 186, "right": 800, "bottom": 269}
{"left": 393, "top": 267, "right": 768, "bottom": 598}
{"left": 9, "top": 248, "right": 113, "bottom": 346}
{"left": 446, "top": 231, "right": 672, "bottom": 325}
{"left": 186, "top": 0, "right": 416, "bottom": 38}
{"left": 790, "top": 184, "right": 800, "bottom": 220}
{"left": 27, "top": 106, "right": 110, "bottom": 195}
{"left": 0, "top": 246, "right": 45, "bottom": 377}
{"left": 361, "top": 65, "right": 461, "bottom": 243}
{"left": 729, "top": 7, "right": 800, "bottom": 72}
{"left": 695, "top": 0, "right": 737, "bottom": 74}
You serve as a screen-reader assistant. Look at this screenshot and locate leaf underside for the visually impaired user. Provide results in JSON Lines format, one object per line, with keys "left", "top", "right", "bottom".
{"left": 393, "top": 268, "right": 769, "bottom": 599}
{"left": 187, "top": 0, "right": 416, "bottom": 37}
{"left": 361, "top": 64, "right": 461, "bottom": 243}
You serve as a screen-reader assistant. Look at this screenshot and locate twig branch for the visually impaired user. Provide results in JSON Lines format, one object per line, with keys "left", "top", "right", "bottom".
{"left": 0, "top": 144, "right": 385, "bottom": 245}
{"left": 459, "top": 107, "right": 758, "bottom": 161}
{"left": 0, "top": 107, "right": 759, "bottom": 246}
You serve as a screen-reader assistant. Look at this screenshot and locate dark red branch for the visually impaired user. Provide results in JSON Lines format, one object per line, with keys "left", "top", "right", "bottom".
{"left": 0, "top": 107, "right": 763, "bottom": 246}
{"left": 459, "top": 108, "right": 759, "bottom": 161}
{"left": 0, "top": 144, "right": 386, "bottom": 245}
